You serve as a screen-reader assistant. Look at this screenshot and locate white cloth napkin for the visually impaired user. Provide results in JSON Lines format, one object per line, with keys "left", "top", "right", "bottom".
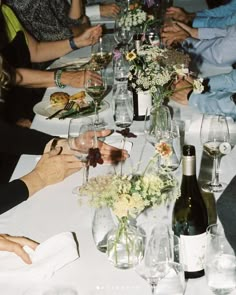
{"left": 0, "top": 232, "right": 79, "bottom": 281}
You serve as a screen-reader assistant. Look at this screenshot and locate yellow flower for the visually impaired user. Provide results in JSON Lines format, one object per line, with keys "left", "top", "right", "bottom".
{"left": 126, "top": 51, "right": 137, "bottom": 61}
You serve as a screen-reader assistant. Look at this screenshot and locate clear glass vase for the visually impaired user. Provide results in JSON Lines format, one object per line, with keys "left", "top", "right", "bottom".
{"left": 92, "top": 207, "right": 116, "bottom": 253}
{"left": 107, "top": 217, "right": 144, "bottom": 269}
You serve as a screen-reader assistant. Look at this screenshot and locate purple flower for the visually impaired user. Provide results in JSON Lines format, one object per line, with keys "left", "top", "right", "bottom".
{"left": 116, "top": 128, "right": 137, "bottom": 138}
{"left": 144, "top": 0, "right": 155, "bottom": 8}
{"left": 87, "top": 148, "right": 104, "bottom": 167}
{"left": 113, "top": 49, "right": 122, "bottom": 61}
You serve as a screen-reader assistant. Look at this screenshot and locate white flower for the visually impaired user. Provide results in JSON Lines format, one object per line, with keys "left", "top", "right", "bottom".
{"left": 193, "top": 78, "right": 204, "bottom": 93}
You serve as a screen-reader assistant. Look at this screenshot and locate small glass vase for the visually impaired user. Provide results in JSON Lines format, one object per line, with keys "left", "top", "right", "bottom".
{"left": 107, "top": 217, "right": 144, "bottom": 269}
{"left": 92, "top": 206, "right": 116, "bottom": 253}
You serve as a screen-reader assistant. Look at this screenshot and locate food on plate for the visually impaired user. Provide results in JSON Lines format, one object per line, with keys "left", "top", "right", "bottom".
{"left": 69, "top": 91, "right": 89, "bottom": 109}
{"left": 50, "top": 92, "right": 70, "bottom": 107}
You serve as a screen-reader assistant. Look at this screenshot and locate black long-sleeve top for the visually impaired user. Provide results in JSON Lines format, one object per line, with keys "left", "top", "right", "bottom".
{"left": 0, "top": 119, "right": 54, "bottom": 214}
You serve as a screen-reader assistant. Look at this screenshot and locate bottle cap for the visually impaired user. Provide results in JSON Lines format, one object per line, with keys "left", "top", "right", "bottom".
{"left": 183, "top": 145, "right": 195, "bottom": 156}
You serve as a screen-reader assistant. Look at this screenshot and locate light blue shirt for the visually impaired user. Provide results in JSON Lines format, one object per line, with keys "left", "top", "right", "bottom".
{"left": 189, "top": 71, "right": 236, "bottom": 119}
{"left": 193, "top": 0, "right": 236, "bottom": 28}
{"left": 183, "top": 25, "right": 236, "bottom": 68}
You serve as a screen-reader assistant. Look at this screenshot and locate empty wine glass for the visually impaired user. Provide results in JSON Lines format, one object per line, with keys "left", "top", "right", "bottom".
{"left": 113, "top": 53, "right": 129, "bottom": 84}
{"left": 200, "top": 114, "right": 232, "bottom": 193}
{"left": 68, "top": 117, "right": 95, "bottom": 187}
{"left": 157, "top": 120, "right": 181, "bottom": 172}
{"left": 205, "top": 223, "right": 236, "bottom": 295}
{"left": 135, "top": 223, "right": 185, "bottom": 295}
{"left": 114, "top": 18, "right": 134, "bottom": 47}
{"left": 113, "top": 82, "right": 134, "bottom": 128}
{"left": 144, "top": 105, "right": 171, "bottom": 147}
{"left": 85, "top": 68, "right": 107, "bottom": 129}
{"left": 91, "top": 36, "right": 112, "bottom": 69}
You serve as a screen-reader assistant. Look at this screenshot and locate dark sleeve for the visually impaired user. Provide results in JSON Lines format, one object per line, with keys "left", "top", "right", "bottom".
{"left": 0, "top": 120, "right": 54, "bottom": 155}
{"left": 217, "top": 175, "right": 236, "bottom": 253}
{"left": 0, "top": 179, "right": 28, "bottom": 214}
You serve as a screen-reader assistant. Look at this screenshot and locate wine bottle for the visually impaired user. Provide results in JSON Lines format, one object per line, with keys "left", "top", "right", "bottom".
{"left": 172, "top": 145, "right": 208, "bottom": 279}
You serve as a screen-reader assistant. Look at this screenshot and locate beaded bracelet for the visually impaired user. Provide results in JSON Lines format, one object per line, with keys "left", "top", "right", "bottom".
{"left": 69, "top": 36, "right": 79, "bottom": 51}
{"left": 54, "top": 69, "right": 67, "bottom": 89}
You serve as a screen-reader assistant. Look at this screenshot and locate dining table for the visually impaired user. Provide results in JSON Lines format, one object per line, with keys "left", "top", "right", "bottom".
{"left": 2, "top": 0, "right": 236, "bottom": 293}
{"left": 1, "top": 43, "right": 236, "bottom": 294}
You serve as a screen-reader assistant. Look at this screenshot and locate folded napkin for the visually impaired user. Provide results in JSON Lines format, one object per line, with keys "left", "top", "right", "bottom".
{"left": 0, "top": 232, "right": 79, "bottom": 281}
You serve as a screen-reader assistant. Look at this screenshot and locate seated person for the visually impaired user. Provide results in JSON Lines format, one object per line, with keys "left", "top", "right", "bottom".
{"left": 0, "top": 2, "right": 102, "bottom": 126}
{"left": 160, "top": 21, "right": 236, "bottom": 75}
{"left": 0, "top": 57, "right": 129, "bottom": 212}
{"left": 169, "top": 71, "right": 236, "bottom": 120}
{"left": 165, "top": 0, "right": 236, "bottom": 28}
{"left": 5, "top": 0, "right": 120, "bottom": 42}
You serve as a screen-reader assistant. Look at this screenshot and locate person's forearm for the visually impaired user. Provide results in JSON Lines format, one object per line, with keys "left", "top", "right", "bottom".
{"left": 16, "top": 69, "right": 55, "bottom": 88}
{"left": 28, "top": 37, "right": 73, "bottom": 63}
{"left": 69, "top": 0, "right": 84, "bottom": 19}
{"left": 21, "top": 170, "right": 45, "bottom": 197}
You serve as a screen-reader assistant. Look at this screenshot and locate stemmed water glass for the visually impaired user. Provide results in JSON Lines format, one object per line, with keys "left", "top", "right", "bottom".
{"left": 200, "top": 114, "right": 232, "bottom": 193}
{"left": 114, "top": 18, "right": 134, "bottom": 48}
{"left": 144, "top": 107, "right": 181, "bottom": 172}
{"left": 91, "top": 36, "right": 113, "bottom": 69}
{"left": 135, "top": 224, "right": 185, "bottom": 295}
{"left": 205, "top": 223, "right": 236, "bottom": 295}
{"left": 85, "top": 68, "right": 107, "bottom": 129}
{"left": 68, "top": 117, "right": 96, "bottom": 188}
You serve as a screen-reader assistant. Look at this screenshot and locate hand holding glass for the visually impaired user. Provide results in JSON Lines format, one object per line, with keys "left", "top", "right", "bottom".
{"left": 68, "top": 117, "right": 95, "bottom": 186}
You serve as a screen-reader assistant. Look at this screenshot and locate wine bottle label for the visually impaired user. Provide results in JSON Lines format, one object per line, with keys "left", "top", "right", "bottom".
{"left": 137, "top": 91, "right": 152, "bottom": 116}
{"left": 180, "top": 232, "right": 206, "bottom": 272}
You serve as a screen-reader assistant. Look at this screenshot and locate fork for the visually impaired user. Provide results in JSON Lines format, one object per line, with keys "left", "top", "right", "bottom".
{"left": 46, "top": 101, "right": 75, "bottom": 120}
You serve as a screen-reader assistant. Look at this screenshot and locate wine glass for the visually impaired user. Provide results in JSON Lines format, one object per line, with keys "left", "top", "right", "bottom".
{"left": 112, "top": 82, "right": 134, "bottom": 128}
{"left": 114, "top": 18, "right": 134, "bottom": 47}
{"left": 205, "top": 223, "right": 236, "bottom": 295}
{"left": 91, "top": 36, "right": 113, "bottom": 69}
{"left": 135, "top": 224, "right": 185, "bottom": 295}
{"left": 157, "top": 120, "right": 182, "bottom": 172}
{"left": 68, "top": 117, "right": 95, "bottom": 187}
{"left": 144, "top": 105, "right": 171, "bottom": 147}
{"left": 113, "top": 53, "right": 129, "bottom": 84}
{"left": 200, "top": 114, "right": 232, "bottom": 193}
{"left": 85, "top": 68, "right": 107, "bottom": 129}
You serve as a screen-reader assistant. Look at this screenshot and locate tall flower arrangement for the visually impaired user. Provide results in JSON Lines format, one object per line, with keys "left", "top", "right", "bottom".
{"left": 126, "top": 44, "right": 204, "bottom": 106}
{"left": 79, "top": 130, "right": 179, "bottom": 268}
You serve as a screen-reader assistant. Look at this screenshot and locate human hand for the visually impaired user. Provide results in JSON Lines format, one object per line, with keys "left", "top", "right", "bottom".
{"left": 72, "top": 129, "right": 129, "bottom": 164}
{"left": 32, "top": 148, "right": 83, "bottom": 186}
{"left": 0, "top": 234, "right": 38, "bottom": 264}
{"left": 170, "top": 77, "right": 193, "bottom": 105}
{"left": 74, "top": 25, "right": 102, "bottom": 48}
{"left": 100, "top": 3, "right": 120, "bottom": 18}
{"left": 165, "top": 7, "right": 195, "bottom": 24}
{"left": 161, "top": 22, "right": 190, "bottom": 46}
{"left": 61, "top": 69, "right": 102, "bottom": 88}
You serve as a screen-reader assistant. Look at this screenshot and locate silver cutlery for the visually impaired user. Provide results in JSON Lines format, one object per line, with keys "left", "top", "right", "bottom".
{"left": 46, "top": 101, "right": 75, "bottom": 120}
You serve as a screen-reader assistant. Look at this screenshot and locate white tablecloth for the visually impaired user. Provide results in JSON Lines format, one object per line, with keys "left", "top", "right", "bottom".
{"left": 3, "top": 0, "right": 236, "bottom": 292}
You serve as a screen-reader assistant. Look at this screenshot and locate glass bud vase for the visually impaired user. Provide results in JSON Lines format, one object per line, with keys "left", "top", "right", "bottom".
{"left": 92, "top": 206, "right": 116, "bottom": 253}
{"left": 107, "top": 217, "right": 144, "bottom": 269}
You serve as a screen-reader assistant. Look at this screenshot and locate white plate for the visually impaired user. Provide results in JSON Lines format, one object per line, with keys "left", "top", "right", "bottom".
{"left": 33, "top": 100, "right": 110, "bottom": 120}
{"left": 48, "top": 57, "right": 90, "bottom": 70}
